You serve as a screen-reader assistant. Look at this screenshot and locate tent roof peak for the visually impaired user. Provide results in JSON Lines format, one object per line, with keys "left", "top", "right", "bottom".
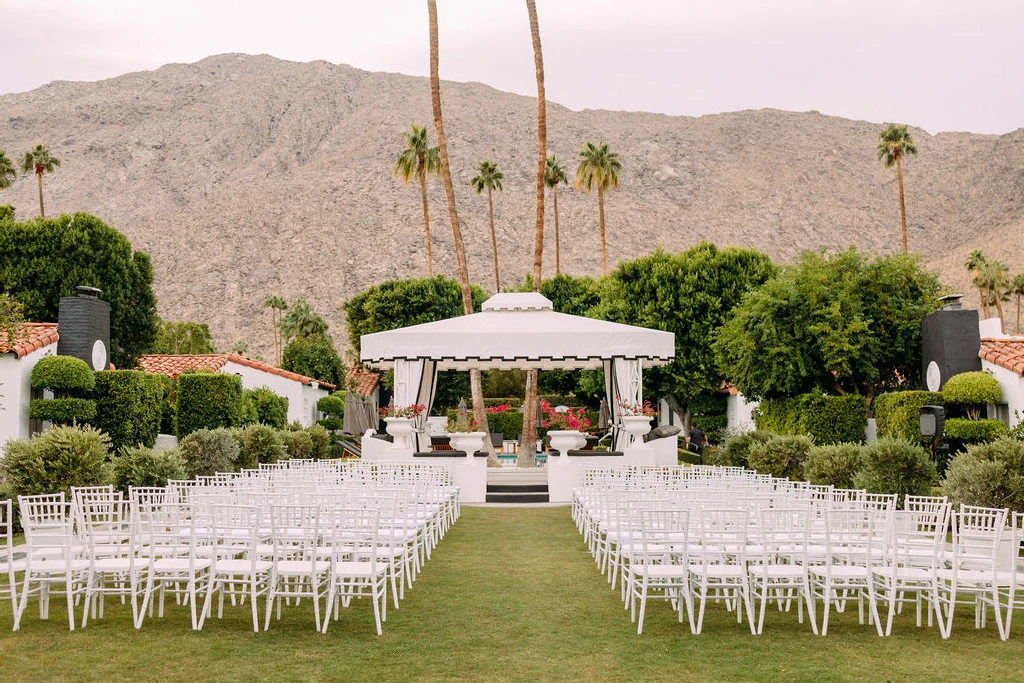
{"left": 481, "top": 292, "right": 552, "bottom": 312}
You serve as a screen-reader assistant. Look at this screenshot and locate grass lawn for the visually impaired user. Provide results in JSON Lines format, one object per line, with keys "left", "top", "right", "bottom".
{"left": 1, "top": 506, "right": 1020, "bottom": 682}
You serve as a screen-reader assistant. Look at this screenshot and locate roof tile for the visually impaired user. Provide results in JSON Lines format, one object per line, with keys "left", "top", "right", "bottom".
{"left": 345, "top": 367, "right": 380, "bottom": 398}
{"left": 0, "top": 323, "right": 59, "bottom": 359}
{"left": 979, "top": 338, "right": 1024, "bottom": 377}
{"left": 136, "top": 353, "right": 335, "bottom": 390}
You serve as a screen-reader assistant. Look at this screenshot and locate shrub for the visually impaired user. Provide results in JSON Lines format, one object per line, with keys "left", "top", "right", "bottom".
{"left": 1, "top": 425, "right": 111, "bottom": 498}
{"left": 318, "top": 417, "right": 343, "bottom": 431}
{"left": 481, "top": 409, "right": 523, "bottom": 440}
{"left": 747, "top": 434, "right": 813, "bottom": 480}
{"left": 30, "top": 355, "right": 95, "bottom": 394}
{"left": 307, "top": 424, "right": 330, "bottom": 460}
{"left": 942, "top": 438, "right": 1024, "bottom": 512}
{"left": 281, "top": 429, "right": 314, "bottom": 460}
{"left": 281, "top": 335, "right": 345, "bottom": 387}
{"left": 317, "top": 394, "right": 345, "bottom": 418}
{"left": 873, "top": 390, "right": 944, "bottom": 447}
{"left": 92, "top": 370, "right": 164, "bottom": 450}
{"left": 854, "top": 437, "right": 936, "bottom": 503}
{"left": 112, "top": 445, "right": 186, "bottom": 492}
{"left": 755, "top": 392, "right": 867, "bottom": 445}
{"left": 246, "top": 387, "right": 289, "bottom": 429}
{"left": 804, "top": 443, "right": 863, "bottom": 489}
{"left": 175, "top": 371, "right": 245, "bottom": 438}
{"left": 716, "top": 430, "right": 776, "bottom": 468}
{"left": 943, "top": 371, "right": 1002, "bottom": 420}
{"left": 178, "top": 428, "right": 240, "bottom": 477}
{"left": 236, "top": 424, "right": 286, "bottom": 468}
{"left": 28, "top": 397, "right": 97, "bottom": 424}
{"left": 944, "top": 417, "right": 1010, "bottom": 444}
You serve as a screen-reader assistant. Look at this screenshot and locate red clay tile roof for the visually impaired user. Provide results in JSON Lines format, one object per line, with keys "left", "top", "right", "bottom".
{"left": 345, "top": 366, "right": 380, "bottom": 398}
{"left": 136, "top": 353, "right": 335, "bottom": 390}
{"left": 0, "top": 322, "right": 59, "bottom": 359}
{"left": 979, "top": 338, "right": 1024, "bottom": 376}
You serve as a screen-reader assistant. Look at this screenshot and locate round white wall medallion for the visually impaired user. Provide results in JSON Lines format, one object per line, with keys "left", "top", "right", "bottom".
{"left": 92, "top": 339, "right": 108, "bottom": 370}
{"left": 926, "top": 361, "right": 941, "bottom": 392}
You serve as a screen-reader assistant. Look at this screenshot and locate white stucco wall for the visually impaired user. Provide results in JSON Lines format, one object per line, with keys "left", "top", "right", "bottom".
{"left": 222, "top": 360, "right": 328, "bottom": 427}
{"left": 0, "top": 343, "right": 57, "bottom": 455}
{"left": 982, "top": 360, "right": 1024, "bottom": 428}
{"left": 726, "top": 393, "right": 759, "bottom": 434}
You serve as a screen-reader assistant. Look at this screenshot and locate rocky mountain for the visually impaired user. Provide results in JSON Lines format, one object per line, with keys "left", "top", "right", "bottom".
{"left": 2, "top": 53, "right": 1022, "bottom": 358}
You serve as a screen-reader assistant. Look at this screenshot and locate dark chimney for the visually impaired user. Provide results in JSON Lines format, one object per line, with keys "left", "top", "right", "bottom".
{"left": 921, "top": 302, "right": 980, "bottom": 392}
{"left": 57, "top": 286, "right": 111, "bottom": 370}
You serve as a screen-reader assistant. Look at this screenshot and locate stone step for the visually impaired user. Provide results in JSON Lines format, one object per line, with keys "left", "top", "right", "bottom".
{"left": 485, "top": 492, "right": 551, "bottom": 504}
{"left": 486, "top": 484, "right": 549, "bottom": 493}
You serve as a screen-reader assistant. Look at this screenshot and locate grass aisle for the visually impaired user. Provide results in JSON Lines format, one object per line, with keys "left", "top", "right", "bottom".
{"left": 1, "top": 506, "right": 1020, "bottom": 682}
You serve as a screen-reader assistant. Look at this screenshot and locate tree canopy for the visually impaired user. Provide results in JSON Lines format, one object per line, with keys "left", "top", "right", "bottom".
{"left": 598, "top": 243, "right": 776, "bottom": 415}
{"left": 151, "top": 320, "right": 217, "bottom": 354}
{"left": 0, "top": 212, "right": 158, "bottom": 368}
{"left": 343, "top": 276, "right": 486, "bottom": 355}
{"left": 714, "top": 247, "right": 944, "bottom": 403}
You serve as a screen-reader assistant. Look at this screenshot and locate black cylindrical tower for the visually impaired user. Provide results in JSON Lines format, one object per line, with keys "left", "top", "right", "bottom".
{"left": 57, "top": 286, "right": 111, "bottom": 370}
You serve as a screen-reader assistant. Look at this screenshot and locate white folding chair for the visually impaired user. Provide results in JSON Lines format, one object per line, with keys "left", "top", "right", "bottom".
{"left": 622, "top": 507, "right": 693, "bottom": 634}
{"left": 688, "top": 508, "right": 756, "bottom": 635}
{"left": 1, "top": 500, "right": 29, "bottom": 627}
{"left": 750, "top": 508, "right": 817, "bottom": 635}
{"left": 938, "top": 506, "right": 1010, "bottom": 640}
{"left": 264, "top": 504, "right": 330, "bottom": 631}
{"left": 15, "top": 495, "right": 89, "bottom": 631}
{"left": 322, "top": 506, "right": 388, "bottom": 635}
{"left": 78, "top": 494, "right": 149, "bottom": 628}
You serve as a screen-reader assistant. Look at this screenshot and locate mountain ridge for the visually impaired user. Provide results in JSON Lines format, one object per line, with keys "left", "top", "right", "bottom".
{"left": 2, "top": 53, "right": 1022, "bottom": 358}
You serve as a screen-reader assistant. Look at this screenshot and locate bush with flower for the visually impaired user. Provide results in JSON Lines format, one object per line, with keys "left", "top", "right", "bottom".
{"left": 540, "top": 399, "right": 591, "bottom": 432}
{"left": 616, "top": 396, "right": 657, "bottom": 417}
{"left": 378, "top": 403, "right": 426, "bottom": 419}
{"left": 448, "top": 413, "right": 481, "bottom": 433}
{"left": 486, "top": 404, "right": 510, "bottom": 414}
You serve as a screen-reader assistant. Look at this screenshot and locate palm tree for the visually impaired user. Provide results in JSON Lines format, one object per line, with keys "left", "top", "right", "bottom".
{"left": 427, "top": 0, "right": 495, "bottom": 466}
{"left": 519, "top": 0, "right": 548, "bottom": 467}
{"left": 1011, "top": 273, "right": 1024, "bottom": 335}
{"left": 979, "top": 259, "right": 1010, "bottom": 333}
{"left": 575, "top": 140, "right": 621, "bottom": 275}
{"left": 545, "top": 155, "right": 568, "bottom": 274}
{"left": 278, "top": 297, "right": 328, "bottom": 344}
{"left": 394, "top": 125, "right": 441, "bottom": 277}
{"left": 21, "top": 144, "right": 61, "bottom": 219}
{"left": 471, "top": 160, "right": 504, "bottom": 291}
{"left": 877, "top": 124, "right": 918, "bottom": 253}
{"left": 964, "top": 250, "right": 990, "bottom": 318}
{"left": 0, "top": 151, "right": 17, "bottom": 189}
{"left": 262, "top": 295, "right": 288, "bottom": 365}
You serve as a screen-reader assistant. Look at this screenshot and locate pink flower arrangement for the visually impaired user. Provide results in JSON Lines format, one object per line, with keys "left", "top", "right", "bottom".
{"left": 379, "top": 403, "right": 426, "bottom": 419}
{"left": 486, "top": 404, "right": 510, "bottom": 414}
{"left": 616, "top": 396, "right": 657, "bottom": 417}
{"left": 540, "top": 399, "right": 591, "bottom": 432}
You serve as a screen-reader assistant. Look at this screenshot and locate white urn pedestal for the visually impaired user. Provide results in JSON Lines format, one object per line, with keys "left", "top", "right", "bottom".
{"left": 449, "top": 431, "right": 487, "bottom": 455}
{"left": 384, "top": 417, "right": 416, "bottom": 452}
{"left": 547, "top": 429, "right": 587, "bottom": 455}
{"left": 620, "top": 416, "right": 653, "bottom": 448}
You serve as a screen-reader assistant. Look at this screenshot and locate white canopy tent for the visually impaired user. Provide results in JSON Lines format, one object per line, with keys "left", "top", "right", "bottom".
{"left": 360, "top": 292, "right": 675, "bottom": 452}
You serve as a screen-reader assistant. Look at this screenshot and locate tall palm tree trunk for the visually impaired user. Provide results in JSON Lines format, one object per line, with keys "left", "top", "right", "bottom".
{"left": 487, "top": 188, "right": 499, "bottom": 291}
{"left": 428, "top": 0, "right": 496, "bottom": 466}
{"left": 1016, "top": 293, "right": 1021, "bottom": 334}
{"left": 419, "top": 170, "right": 434, "bottom": 277}
{"left": 598, "top": 184, "right": 608, "bottom": 275}
{"left": 993, "top": 288, "right": 1007, "bottom": 334}
{"left": 521, "top": 0, "right": 547, "bottom": 466}
{"left": 553, "top": 184, "right": 560, "bottom": 274}
{"left": 896, "top": 156, "right": 908, "bottom": 253}
{"left": 36, "top": 172, "right": 45, "bottom": 219}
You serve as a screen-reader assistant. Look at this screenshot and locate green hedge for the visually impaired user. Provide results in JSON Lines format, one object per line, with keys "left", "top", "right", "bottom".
{"left": 754, "top": 392, "right": 867, "bottom": 444}
{"left": 942, "top": 371, "right": 1002, "bottom": 406}
{"left": 484, "top": 397, "right": 523, "bottom": 409}
{"left": 30, "top": 355, "right": 95, "bottom": 393}
{"left": 942, "top": 438, "right": 1024, "bottom": 511}
{"left": 175, "top": 372, "right": 245, "bottom": 438}
{"left": 92, "top": 370, "right": 164, "bottom": 450}
{"left": 944, "top": 418, "right": 1010, "bottom": 443}
{"left": 873, "top": 391, "right": 944, "bottom": 447}
{"left": 246, "top": 387, "right": 288, "bottom": 429}
{"left": 28, "top": 397, "right": 97, "bottom": 424}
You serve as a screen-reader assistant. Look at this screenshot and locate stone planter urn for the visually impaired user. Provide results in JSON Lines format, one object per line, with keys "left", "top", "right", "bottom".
{"left": 547, "top": 429, "right": 587, "bottom": 455}
{"left": 384, "top": 417, "right": 415, "bottom": 451}
{"left": 620, "top": 415, "right": 653, "bottom": 448}
{"left": 449, "top": 431, "right": 487, "bottom": 455}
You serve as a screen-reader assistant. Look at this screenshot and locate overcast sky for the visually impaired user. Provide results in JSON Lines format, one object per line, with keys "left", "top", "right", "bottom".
{"left": 3, "top": 0, "right": 1022, "bottom": 135}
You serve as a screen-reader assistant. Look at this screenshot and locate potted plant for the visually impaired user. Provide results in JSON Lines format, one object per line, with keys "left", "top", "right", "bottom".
{"left": 541, "top": 400, "right": 590, "bottom": 454}
{"left": 379, "top": 403, "right": 425, "bottom": 448}
{"left": 448, "top": 413, "right": 487, "bottom": 454}
{"left": 616, "top": 396, "right": 656, "bottom": 445}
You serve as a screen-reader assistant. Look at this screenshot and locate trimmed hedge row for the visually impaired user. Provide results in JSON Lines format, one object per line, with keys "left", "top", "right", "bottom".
{"left": 92, "top": 370, "right": 164, "bottom": 449}
{"left": 754, "top": 392, "right": 867, "bottom": 444}
{"left": 873, "top": 391, "right": 944, "bottom": 447}
{"left": 175, "top": 372, "right": 246, "bottom": 438}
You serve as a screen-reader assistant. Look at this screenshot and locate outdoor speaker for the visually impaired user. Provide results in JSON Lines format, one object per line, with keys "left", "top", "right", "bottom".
{"left": 919, "top": 405, "right": 945, "bottom": 437}
{"left": 921, "top": 309, "right": 981, "bottom": 391}
{"left": 57, "top": 286, "right": 111, "bottom": 371}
